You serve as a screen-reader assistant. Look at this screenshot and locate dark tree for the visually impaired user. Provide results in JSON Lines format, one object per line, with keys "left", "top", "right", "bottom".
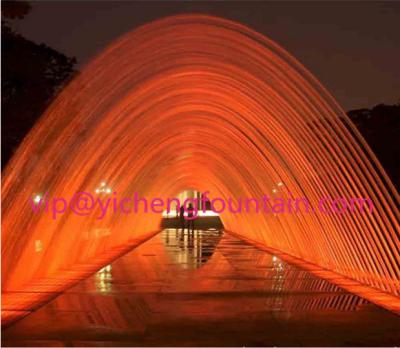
{"left": 348, "top": 102, "right": 400, "bottom": 190}
{"left": 2, "top": 1, "right": 77, "bottom": 168}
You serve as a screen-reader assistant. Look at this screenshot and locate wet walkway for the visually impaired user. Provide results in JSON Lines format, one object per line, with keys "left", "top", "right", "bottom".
{"left": 3, "top": 229, "right": 400, "bottom": 346}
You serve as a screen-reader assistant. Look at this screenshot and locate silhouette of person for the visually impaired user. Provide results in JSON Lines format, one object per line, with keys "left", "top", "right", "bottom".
{"left": 179, "top": 205, "right": 185, "bottom": 230}
{"left": 187, "top": 203, "right": 195, "bottom": 231}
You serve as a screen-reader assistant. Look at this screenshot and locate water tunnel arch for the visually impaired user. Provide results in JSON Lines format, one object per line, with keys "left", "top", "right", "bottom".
{"left": 2, "top": 15, "right": 400, "bottom": 318}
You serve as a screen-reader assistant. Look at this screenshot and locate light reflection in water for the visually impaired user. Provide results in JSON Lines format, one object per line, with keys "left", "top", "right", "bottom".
{"left": 3, "top": 230, "right": 395, "bottom": 348}
{"left": 95, "top": 264, "right": 112, "bottom": 294}
{"left": 162, "top": 228, "right": 223, "bottom": 270}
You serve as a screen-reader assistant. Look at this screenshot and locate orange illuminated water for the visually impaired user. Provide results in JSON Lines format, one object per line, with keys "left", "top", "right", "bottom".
{"left": 1, "top": 15, "right": 399, "bottom": 322}
{"left": 2, "top": 229, "right": 400, "bottom": 346}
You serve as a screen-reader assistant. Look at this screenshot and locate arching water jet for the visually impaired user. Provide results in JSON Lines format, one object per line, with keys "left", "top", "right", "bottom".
{"left": 2, "top": 15, "right": 399, "bottom": 322}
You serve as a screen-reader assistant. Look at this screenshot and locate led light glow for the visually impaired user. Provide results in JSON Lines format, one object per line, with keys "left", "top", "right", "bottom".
{"left": 1, "top": 15, "right": 399, "bottom": 319}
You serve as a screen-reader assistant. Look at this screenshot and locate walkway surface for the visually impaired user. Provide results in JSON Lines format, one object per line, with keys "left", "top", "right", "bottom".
{"left": 2, "top": 228, "right": 400, "bottom": 346}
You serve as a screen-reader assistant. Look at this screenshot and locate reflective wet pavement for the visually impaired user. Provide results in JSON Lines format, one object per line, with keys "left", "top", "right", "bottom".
{"left": 2, "top": 229, "right": 400, "bottom": 346}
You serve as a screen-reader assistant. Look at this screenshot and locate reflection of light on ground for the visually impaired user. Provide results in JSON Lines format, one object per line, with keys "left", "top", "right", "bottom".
{"left": 4, "top": 230, "right": 399, "bottom": 347}
{"left": 271, "top": 254, "right": 284, "bottom": 292}
{"left": 162, "top": 228, "right": 222, "bottom": 270}
{"left": 95, "top": 264, "right": 112, "bottom": 294}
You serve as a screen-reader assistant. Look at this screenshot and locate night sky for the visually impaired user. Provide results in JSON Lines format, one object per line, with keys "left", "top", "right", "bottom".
{"left": 10, "top": 1, "right": 400, "bottom": 110}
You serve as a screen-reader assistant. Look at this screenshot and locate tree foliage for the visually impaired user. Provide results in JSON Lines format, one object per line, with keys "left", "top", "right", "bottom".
{"left": 2, "top": 1, "right": 77, "bottom": 167}
{"left": 348, "top": 102, "right": 400, "bottom": 189}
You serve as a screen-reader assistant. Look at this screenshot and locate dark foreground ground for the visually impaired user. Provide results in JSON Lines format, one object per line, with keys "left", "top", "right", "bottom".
{"left": 2, "top": 228, "right": 400, "bottom": 346}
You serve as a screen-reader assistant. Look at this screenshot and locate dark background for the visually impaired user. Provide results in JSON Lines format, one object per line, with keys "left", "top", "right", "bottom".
{"left": 2, "top": 1, "right": 399, "bottom": 188}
